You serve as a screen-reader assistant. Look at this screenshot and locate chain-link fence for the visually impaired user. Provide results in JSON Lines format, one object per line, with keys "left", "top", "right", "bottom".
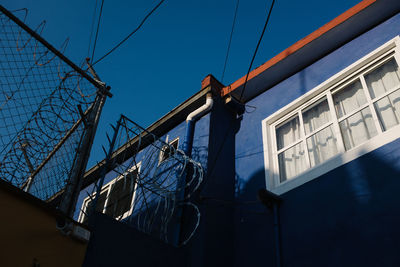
{"left": 0, "top": 6, "right": 105, "bottom": 201}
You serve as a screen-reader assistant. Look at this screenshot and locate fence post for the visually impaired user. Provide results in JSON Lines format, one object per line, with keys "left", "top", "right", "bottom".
{"left": 89, "top": 115, "right": 123, "bottom": 220}
{"left": 58, "top": 84, "right": 110, "bottom": 217}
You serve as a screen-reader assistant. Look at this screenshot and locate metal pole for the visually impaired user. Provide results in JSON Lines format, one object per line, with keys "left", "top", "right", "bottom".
{"left": 258, "top": 189, "right": 283, "bottom": 267}
{"left": 273, "top": 203, "right": 282, "bottom": 267}
{"left": 89, "top": 115, "right": 123, "bottom": 219}
{"left": 58, "top": 87, "right": 109, "bottom": 217}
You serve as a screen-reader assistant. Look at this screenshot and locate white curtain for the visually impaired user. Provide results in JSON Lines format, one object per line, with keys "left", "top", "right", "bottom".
{"left": 276, "top": 116, "right": 307, "bottom": 182}
{"left": 278, "top": 143, "right": 307, "bottom": 182}
{"left": 365, "top": 58, "right": 400, "bottom": 131}
{"left": 334, "top": 81, "right": 377, "bottom": 150}
{"left": 276, "top": 116, "right": 300, "bottom": 150}
{"left": 365, "top": 58, "right": 400, "bottom": 98}
{"left": 334, "top": 80, "right": 367, "bottom": 117}
{"left": 303, "top": 99, "right": 338, "bottom": 167}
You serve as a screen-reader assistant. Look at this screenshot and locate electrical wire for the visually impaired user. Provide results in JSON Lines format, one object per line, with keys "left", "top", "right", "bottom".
{"left": 87, "top": 0, "right": 99, "bottom": 57}
{"left": 221, "top": 0, "right": 240, "bottom": 84}
{"left": 92, "top": 0, "right": 166, "bottom": 66}
{"left": 239, "top": 0, "right": 275, "bottom": 101}
{"left": 201, "top": 1, "right": 276, "bottom": 193}
{"left": 91, "top": 0, "right": 105, "bottom": 64}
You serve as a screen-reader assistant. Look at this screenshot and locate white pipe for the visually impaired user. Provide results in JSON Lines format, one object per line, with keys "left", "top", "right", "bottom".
{"left": 186, "top": 94, "right": 213, "bottom": 121}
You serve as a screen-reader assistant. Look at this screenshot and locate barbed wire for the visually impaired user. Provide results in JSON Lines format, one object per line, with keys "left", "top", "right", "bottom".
{"left": 84, "top": 115, "right": 203, "bottom": 246}
{"left": 0, "top": 8, "right": 99, "bottom": 201}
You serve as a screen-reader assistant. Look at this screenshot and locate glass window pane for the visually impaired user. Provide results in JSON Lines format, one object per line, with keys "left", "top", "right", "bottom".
{"left": 374, "top": 88, "right": 400, "bottom": 131}
{"left": 105, "top": 170, "right": 137, "bottom": 218}
{"left": 278, "top": 142, "right": 307, "bottom": 182}
{"left": 82, "top": 192, "right": 107, "bottom": 224}
{"left": 333, "top": 80, "right": 367, "bottom": 118}
{"left": 276, "top": 116, "right": 300, "bottom": 150}
{"left": 306, "top": 126, "right": 339, "bottom": 167}
{"left": 365, "top": 58, "right": 400, "bottom": 99}
{"left": 303, "top": 98, "right": 331, "bottom": 135}
{"left": 339, "top": 107, "right": 378, "bottom": 150}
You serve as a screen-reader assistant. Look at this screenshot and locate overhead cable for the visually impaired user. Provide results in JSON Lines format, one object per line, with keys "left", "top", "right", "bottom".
{"left": 239, "top": 0, "right": 275, "bottom": 101}
{"left": 87, "top": 0, "right": 99, "bottom": 57}
{"left": 221, "top": 0, "right": 241, "bottom": 83}
{"left": 91, "top": 0, "right": 105, "bottom": 64}
{"left": 92, "top": 0, "right": 166, "bottom": 66}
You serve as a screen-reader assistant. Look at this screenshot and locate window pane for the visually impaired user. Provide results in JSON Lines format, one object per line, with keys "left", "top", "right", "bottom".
{"left": 278, "top": 142, "right": 307, "bottom": 182}
{"left": 160, "top": 139, "right": 178, "bottom": 162}
{"left": 105, "top": 170, "right": 137, "bottom": 218}
{"left": 374, "top": 88, "right": 400, "bottom": 131}
{"left": 365, "top": 58, "right": 400, "bottom": 99}
{"left": 303, "top": 98, "right": 331, "bottom": 135}
{"left": 276, "top": 116, "right": 300, "bottom": 150}
{"left": 339, "top": 107, "right": 378, "bottom": 150}
{"left": 306, "top": 126, "right": 339, "bottom": 167}
{"left": 82, "top": 192, "right": 107, "bottom": 224}
{"left": 333, "top": 80, "right": 367, "bottom": 118}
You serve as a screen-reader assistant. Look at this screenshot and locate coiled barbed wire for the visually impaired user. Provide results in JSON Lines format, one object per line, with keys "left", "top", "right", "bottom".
{"left": 82, "top": 115, "right": 203, "bottom": 246}
{"left": 0, "top": 8, "right": 99, "bottom": 200}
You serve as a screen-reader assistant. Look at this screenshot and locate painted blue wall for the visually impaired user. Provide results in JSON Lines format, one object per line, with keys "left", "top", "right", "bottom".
{"left": 233, "top": 13, "right": 400, "bottom": 266}
{"left": 77, "top": 12, "right": 400, "bottom": 267}
{"left": 74, "top": 113, "right": 210, "bottom": 229}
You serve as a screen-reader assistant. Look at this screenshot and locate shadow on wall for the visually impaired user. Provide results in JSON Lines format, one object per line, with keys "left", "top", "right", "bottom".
{"left": 234, "top": 143, "right": 400, "bottom": 267}
{"left": 234, "top": 168, "right": 277, "bottom": 267}
{"left": 191, "top": 144, "right": 208, "bottom": 173}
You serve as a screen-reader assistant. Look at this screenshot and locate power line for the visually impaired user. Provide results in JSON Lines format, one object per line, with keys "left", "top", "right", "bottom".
{"left": 91, "top": 0, "right": 105, "bottom": 64}
{"left": 92, "top": 0, "right": 166, "bottom": 66}
{"left": 202, "top": 0, "right": 276, "bottom": 193}
{"left": 87, "top": 0, "right": 99, "bottom": 57}
{"left": 221, "top": 0, "right": 240, "bottom": 84}
{"left": 239, "top": 0, "right": 275, "bottom": 101}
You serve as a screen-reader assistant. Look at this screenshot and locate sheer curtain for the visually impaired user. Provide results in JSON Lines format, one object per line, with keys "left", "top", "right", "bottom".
{"left": 303, "top": 99, "right": 338, "bottom": 167}
{"left": 333, "top": 80, "right": 377, "bottom": 150}
{"left": 276, "top": 116, "right": 307, "bottom": 182}
{"left": 365, "top": 58, "right": 400, "bottom": 131}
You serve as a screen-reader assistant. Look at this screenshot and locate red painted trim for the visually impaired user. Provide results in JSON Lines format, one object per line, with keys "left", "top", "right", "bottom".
{"left": 201, "top": 74, "right": 224, "bottom": 91}
{"left": 221, "top": 0, "right": 377, "bottom": 97}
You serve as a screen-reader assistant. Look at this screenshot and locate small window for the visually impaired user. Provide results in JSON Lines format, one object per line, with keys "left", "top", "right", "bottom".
{"left": 159, "top": 138, "right": 179, "bottom": 163}
{"left": 262, "top": 37, "right": 400, "bottom": 194}
{"left": 79, "top": 165, "right": 139, "bottom": 223}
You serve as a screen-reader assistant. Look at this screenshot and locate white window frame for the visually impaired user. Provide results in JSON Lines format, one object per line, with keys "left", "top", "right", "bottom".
{"left": 159, "top": 137, "right": 179, "bottom": 164}
{"left": 262, "top": 36, "right": 400, "bottom": 195}
{"left": 78, "top": 164, "right": 141, "bottom": 222}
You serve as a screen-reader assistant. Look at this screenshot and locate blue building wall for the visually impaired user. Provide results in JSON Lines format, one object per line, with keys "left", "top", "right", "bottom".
{"left": 77, "top": 12, "right": 400, "bottom": 267}
{"left": 233, "top": 13, "right": 400, "bottom": 266}
{"left": 74, "top": 113, "right": 210, "bottom": 224}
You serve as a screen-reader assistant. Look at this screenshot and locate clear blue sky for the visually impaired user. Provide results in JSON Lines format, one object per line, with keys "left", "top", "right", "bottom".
{"left": 4, "top": 0, "right": 362, "bottom": 168}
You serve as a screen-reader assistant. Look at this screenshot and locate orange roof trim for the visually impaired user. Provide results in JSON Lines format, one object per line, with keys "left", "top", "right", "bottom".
{"left": 221, "top": 0, "right": 377, "bottom": 97}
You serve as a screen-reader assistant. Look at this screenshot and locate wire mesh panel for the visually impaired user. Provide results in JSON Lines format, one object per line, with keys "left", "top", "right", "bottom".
{"left": 0, "top": 8, "right": 100, "bottom": 200}
{"left": 85, "top": 115, "right": 203, "bottom": 246}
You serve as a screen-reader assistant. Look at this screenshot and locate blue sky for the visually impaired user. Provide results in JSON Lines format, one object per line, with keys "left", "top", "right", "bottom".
{"left": 3, "top": 0, "right": 361, "bottom": 167}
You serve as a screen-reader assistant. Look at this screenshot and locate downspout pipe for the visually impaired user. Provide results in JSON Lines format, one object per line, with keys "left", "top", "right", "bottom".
{"left": 258, "top": 189, "right": 283, "bottom": 267}
{"left": 183, "top": 92, "right": 213, "bottom": 157}
{"left": 174, "top": 93, "right": 213, "bottom": 246}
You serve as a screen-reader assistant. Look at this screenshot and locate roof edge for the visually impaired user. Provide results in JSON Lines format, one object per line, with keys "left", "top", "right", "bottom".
{"left": 221, "top": 0, "right": 377, "bottom": 97}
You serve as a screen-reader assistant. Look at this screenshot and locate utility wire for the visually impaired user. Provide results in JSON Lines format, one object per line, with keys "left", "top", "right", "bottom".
{"left": 91, "top": 0, "right": 105, "bottom": 64}
{"left": 221, "top": 0, "right": 240, "bottom": 84}
{"left": 201, "top": 0, "right": 276, "bottom": 195}
{"left": 92, "top": 0, "right": 166, "bottom": 66}
{"left": 87, "top": 0, "right": 99, "bottom": 57}
{"left": 239, "top": 0, "right": 275, "bottom": 101}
